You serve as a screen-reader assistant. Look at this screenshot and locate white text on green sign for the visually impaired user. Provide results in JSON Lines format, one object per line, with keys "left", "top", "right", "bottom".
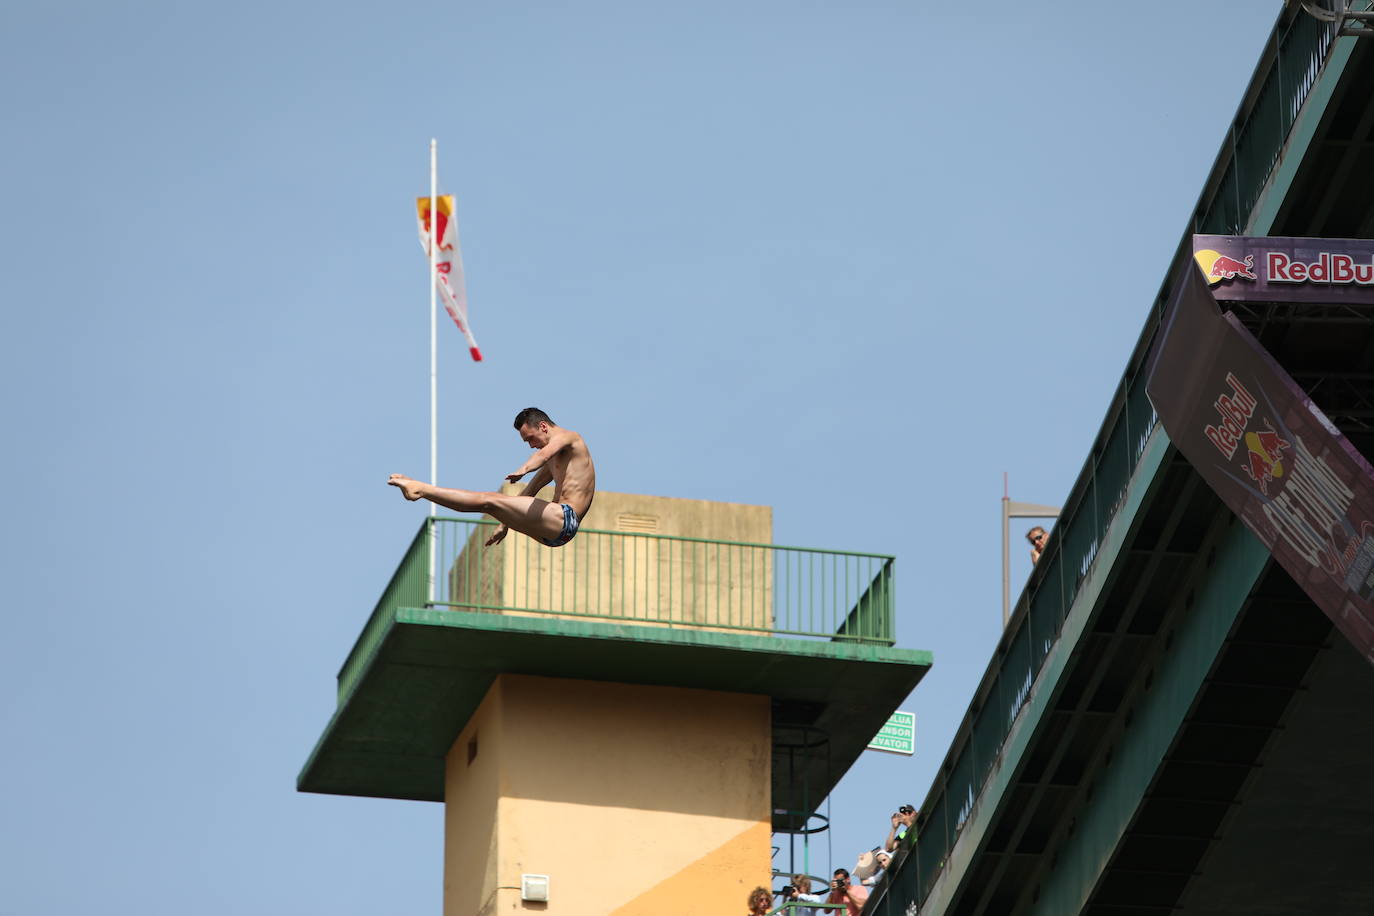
{"left": 867, "top": 711, "right": 915, "bottom": 755}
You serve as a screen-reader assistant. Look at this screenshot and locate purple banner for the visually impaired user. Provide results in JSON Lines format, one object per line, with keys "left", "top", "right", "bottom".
{"left": 1147, "top": 261, "right": 1374, "bottom": 665}
{"left": 1193, "top": 235, "right": 1374, "bottom": 304}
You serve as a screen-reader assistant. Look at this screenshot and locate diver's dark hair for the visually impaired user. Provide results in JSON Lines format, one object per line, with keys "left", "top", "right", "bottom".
{"left": 513, "top": 407, "right": 554, "bottom": 429}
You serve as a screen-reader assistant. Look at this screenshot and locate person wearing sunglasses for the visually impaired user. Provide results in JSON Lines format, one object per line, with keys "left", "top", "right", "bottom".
{"left": 1026, "top": 526, "right": 1049, "bottom": 564}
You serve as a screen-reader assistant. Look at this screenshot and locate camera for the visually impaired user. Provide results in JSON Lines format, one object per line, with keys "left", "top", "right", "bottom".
{"left": 781, "top": 885, "right": 797, "bottom": 899}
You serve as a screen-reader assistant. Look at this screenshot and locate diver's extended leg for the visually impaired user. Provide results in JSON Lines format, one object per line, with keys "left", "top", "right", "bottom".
{"left": 388, "top": 475, "right": 565, "bottom": 542}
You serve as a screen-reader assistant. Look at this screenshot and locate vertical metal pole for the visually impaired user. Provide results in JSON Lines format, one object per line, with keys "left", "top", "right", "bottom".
{"left": 428, "top": 139, "right": 438, "bottom": 606}
{"left": 1002, "top": 473, "right": 1011, "bottom": 627}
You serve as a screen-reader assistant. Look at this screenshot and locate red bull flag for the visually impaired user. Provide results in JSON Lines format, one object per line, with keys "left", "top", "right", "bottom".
{"left": 417, "top": 195, "right": 482, "bottom": 362}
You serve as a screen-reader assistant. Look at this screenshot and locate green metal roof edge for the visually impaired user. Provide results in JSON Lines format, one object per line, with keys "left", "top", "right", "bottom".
{"left": 299, "top": 607, "right": 932, "bottom": 793}
{"left": 393, "top": 605, "right": 934, "bottom": 667}
{"left": 297, "top": 678, "right": 360, "bottom": 792}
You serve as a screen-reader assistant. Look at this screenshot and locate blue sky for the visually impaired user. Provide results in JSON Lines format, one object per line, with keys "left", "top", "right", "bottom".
{"left": 2, "top": 2, "right": 1278, "bottom": 912}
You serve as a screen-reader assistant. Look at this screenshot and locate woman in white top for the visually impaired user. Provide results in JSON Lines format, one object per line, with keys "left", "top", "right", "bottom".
{"left": 861, "top": 851, "right": 892, "bottom": 887}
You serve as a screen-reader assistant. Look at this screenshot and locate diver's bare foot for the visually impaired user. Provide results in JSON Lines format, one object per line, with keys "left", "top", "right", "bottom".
{"left": 388, "top": 474, "right": 427, "bottom": 501}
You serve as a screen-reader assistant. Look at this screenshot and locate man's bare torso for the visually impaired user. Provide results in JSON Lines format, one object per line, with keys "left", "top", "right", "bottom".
{"left": 548, "top": 429, "right": 596, "bottom": 519}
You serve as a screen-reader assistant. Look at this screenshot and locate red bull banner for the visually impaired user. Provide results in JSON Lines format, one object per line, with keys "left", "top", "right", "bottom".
{"left": 417, "top": 195, "right": 483, "bottom": 362}
{"left": 1194, "top": 235, "right": 1374, "bottom": 304}
{"left": 1146, "top": 259, "right": 1374, "bottom": 666}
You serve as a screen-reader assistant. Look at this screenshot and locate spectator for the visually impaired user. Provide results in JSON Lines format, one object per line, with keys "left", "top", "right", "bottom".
{"left": 861, "top": 851, "right": 892, "bottom": 887}
{"left": 852, "top": 849, "right": 881, "bottom": 883}
{"left": 1027, "top": 526, "right": 1049, "bottom": 564}
{"left": 827, "top": 868, "right": 868, "bottom": 916}
{"left": 746, "top": 885, "right": 772, "bottom": 915}
{"left": 885, "top": 805, "right": 918, "bottom": 852}
{"left": 783, "top": 874, "right": 827, "bottom": 916}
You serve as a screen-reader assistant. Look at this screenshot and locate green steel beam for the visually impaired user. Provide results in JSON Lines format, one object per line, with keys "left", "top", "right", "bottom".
{"left": 1026, "top": 523, "right": 1272, "bottom": 916}
{"left": 910, "top": 428, "right": 1172, "bottom": 916}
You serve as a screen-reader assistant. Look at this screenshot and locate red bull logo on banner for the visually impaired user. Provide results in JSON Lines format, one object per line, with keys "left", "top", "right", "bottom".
{"left": 1147, "top": 257, "right": 1374, "bottom": 663}
{"left": 1268, "top": 252, "right": 1374, "bottom": 285}
{"left": 1204, "top": 372, "right": 1258, "bottom": 460}
{"left": 1195, "top": 249, "right": 1257, "bottom": 285}
{"left": 1202, "top": 373, "right": 1291, "bottom": 495}
{"left": 1243, "top": 423, "right": 1291, "bottom": 496}
{"left": 1193, "top": 236, "right": 1374, "bottom": 302}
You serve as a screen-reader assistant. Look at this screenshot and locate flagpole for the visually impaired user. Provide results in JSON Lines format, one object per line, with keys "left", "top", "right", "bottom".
{"left": 428, "top": 139, "right": 438, "bottom": 606}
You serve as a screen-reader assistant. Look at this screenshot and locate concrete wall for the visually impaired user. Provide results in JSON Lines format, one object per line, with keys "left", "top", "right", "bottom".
{"left": 444, "top": 674, "right": 772, "bottom": 916}
{"left": 443, "top": 683, "right": 504, "bottom": 916}
{"left": 446, "top": 490, "right": 774, "bottom": 634}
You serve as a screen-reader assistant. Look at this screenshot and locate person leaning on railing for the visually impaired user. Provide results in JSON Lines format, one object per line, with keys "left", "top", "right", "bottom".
{"left": 859, "top": 851, "right": 891, "bottom": 887}
{"left": 779, "top": 873, "right": 829, "bottom": 915}
{"left": 747, "top": 885, "right": 773, "bottom": 915}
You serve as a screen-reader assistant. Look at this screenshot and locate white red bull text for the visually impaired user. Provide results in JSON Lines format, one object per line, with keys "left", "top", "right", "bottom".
{"left": 1204, "top": 373, "right": 1258, "bottom": 460}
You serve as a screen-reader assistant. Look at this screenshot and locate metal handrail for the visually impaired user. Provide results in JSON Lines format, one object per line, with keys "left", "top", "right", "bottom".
{"left": 423, "top": 516, "right": 896, "bottom": 559}
{"left": 338, "top": 517, "right": 897, "bottom": 701}
{"left": 769, "top": 902, "right": 846, "bottom": 914}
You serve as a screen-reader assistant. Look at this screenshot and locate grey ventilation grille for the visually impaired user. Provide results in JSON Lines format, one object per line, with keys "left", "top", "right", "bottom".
{"left": 616, "top": 513, "right": 659, "bottom": 533}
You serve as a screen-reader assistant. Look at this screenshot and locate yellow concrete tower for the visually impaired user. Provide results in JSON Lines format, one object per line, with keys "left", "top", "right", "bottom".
{"left": 300, "top": 491, "right": 930, "bottom": 915}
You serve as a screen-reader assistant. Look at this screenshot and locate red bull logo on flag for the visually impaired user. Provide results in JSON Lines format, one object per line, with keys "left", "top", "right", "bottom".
{"left": 417, "top": 196, "right": 455, "bottom": 253}
{"left": 417, "top": 195, "right": 483, "bottom": 362}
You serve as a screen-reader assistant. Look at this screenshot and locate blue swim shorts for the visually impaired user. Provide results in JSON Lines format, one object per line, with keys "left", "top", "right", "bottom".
{"left": 541, "top": 503, "right": 580, "bottom": 547}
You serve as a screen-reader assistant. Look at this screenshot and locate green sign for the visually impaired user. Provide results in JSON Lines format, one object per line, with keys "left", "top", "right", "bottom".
{"left": 867, "top": 710, "right": 915, "bottom": 755}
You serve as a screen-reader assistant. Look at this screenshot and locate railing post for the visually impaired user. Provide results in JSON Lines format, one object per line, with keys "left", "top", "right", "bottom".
{"left": 426, "top": 516, "right": 435, "bottom": 607}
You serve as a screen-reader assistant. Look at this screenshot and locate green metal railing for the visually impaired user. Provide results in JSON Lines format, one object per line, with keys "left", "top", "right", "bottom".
{"left": 1197, "top": 0, "right": 1352, "bottom": 235}
{"left": 867, "top": 374, "right": 1161, "bottom": 913}
{"left": 338, "top": 518, "right": 895, "bottom": 700}
{"left": 769, "top": 901, "right": 845, "bottom": 914}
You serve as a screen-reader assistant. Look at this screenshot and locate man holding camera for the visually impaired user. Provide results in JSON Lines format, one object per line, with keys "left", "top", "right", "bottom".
{"left": 885, "top": 804, "right": 918, "bottom": 852}
{"left": 827, "top": 868, "right": 868, "bottom": 915}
